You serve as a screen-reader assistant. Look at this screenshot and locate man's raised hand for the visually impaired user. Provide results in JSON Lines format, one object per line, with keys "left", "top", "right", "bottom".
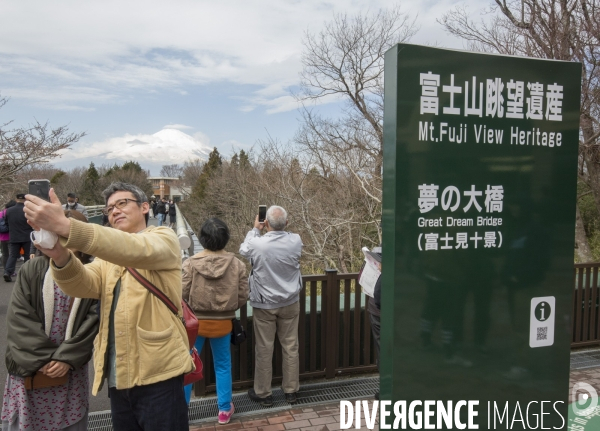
{"left": 24, "top": 188, "right": 71, "bottom": 238}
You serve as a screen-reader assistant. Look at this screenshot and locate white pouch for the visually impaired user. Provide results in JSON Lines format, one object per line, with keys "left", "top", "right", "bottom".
{"left": 30, "top": 229, "right": 58, "bottom": 249}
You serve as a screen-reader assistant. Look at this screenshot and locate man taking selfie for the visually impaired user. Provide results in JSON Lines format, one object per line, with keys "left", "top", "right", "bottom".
{"left": 24, "top": 182, "right": 193, "bottom": 431}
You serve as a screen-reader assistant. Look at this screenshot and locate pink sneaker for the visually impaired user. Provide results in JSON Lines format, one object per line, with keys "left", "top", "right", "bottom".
{"left": 218, "top": 402, "right": 234, "bottom": 425}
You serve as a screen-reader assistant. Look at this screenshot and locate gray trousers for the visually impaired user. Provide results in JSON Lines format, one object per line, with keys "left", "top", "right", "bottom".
{"left": 253, "top": 301, "right": 300, "bottom": 397}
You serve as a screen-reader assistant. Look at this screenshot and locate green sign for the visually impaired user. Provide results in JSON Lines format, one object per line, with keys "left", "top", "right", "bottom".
{"left": 381, "top": 44, "right": 581, "bottom": 429}
{"left": 568, "top": 403, "right": 600, "bottom": 430}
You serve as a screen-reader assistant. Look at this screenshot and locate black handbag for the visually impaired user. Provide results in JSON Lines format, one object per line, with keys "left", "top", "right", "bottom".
{"left": 231, "top": 318, "right": 247, "bottom": 345}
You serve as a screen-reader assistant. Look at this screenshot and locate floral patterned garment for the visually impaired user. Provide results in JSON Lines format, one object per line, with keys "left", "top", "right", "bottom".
{"left": 1, "top": 282, "right": 88, "bottom": 431}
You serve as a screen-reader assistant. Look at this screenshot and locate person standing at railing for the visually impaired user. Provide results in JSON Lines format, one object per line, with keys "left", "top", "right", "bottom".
{"left": 62, "top": 193, "right": 88, "bottom": 220}
{"left": 239, "top": 206, "right": 303, "bottom": 406}
{"left": 168, "top": 201, "right": 176, "bottom": 228}
{"left": 365, "top": 246, "right": 381, "bottom": 400}
{"left": 182, "top": 218, "right": 248, "bottom": 424}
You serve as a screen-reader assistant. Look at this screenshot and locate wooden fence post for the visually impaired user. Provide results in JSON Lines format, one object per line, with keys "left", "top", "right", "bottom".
{"left": 325, "top": 269, "right": 338, "bottom": 379}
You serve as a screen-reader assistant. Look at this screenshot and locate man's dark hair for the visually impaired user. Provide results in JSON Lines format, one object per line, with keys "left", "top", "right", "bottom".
{"left": 67, "top": 192, "right": 77, "bottom": 198}
{"left": 199, "top": 218, "right": 230, "bottom": 251}
{"left": 5, "top": 200, "right": 16, "bottom": 209}
{"left": 102, "top": 182, "right": 149, "bottom": 225}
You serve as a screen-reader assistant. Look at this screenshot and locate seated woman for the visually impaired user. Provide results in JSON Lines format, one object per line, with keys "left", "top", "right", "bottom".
{"left": 2, "top": 210, "right": 100, "bottom": 431}
{"left": 182, "top": 218, "right": 248, "bottom": 425}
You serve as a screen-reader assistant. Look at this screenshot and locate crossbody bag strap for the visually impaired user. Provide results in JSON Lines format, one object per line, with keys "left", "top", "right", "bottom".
{"left": 126, "top": 267, "right": 178, "bottom": 316}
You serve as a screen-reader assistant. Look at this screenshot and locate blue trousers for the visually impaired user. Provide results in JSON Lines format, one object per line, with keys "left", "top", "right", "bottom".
{"left": 184, "top": 334, "right": 232, "bottom": 411}
{"left": 157, "top": 213, "right": 165, "bottom": 226}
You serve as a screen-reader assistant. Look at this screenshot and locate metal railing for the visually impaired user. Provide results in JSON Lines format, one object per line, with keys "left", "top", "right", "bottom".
{"left": 85, "top": 205, "right": 105, "bottom": 225}
{"left": 193, "top": 269, "right": 377, "bottom": 396}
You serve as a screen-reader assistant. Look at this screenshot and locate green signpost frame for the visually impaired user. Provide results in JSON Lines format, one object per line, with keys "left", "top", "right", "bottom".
{"left": 381, "top": 44, "right": 581, "bottom": 429}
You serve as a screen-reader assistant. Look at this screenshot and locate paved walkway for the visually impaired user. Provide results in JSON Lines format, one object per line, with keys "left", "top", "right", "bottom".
{"left": 570, "top": 366, "right": 600, "bottom": 404}
{"left": 189, "top": 401, "right": 378, "bottom": 431}
{"left": 189, "top": 365, "right": 600, "bottom": 431}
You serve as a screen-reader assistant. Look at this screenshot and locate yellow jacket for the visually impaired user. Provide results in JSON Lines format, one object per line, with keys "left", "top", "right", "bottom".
{"left": 51, "top": 219, "right": 193, "bottom": 395}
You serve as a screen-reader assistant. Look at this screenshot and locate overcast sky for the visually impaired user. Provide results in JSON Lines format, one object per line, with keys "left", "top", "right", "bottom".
{"left": 0, "top": 0, "right": 489, "bottom": 175}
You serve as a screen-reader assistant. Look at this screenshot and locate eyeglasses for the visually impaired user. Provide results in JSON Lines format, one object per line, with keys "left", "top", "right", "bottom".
{"left": 102, "top": 198, "right": 140, "bottom": 215}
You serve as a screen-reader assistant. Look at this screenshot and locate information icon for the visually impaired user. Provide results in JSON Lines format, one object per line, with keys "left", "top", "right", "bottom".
{"left": 534, "top": 301, "right": 552, "bottom": 322}
{"left": 530, "top": 296, "right": 555, "bottom": 348}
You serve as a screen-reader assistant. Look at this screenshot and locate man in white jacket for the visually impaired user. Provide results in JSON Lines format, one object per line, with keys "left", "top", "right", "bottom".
{"left": 239, "top": 205, "right": 303, "bottom": 406}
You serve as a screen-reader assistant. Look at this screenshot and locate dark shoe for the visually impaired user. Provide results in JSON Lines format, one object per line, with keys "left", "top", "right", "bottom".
{"left": 248, "top": 388, "right": 273, "bottom": 407}
{"left": 285, "top": 392, "right": 297, "bottom": 404}
{"left": 3, "top": 274, "right": 11, "bottom": 282}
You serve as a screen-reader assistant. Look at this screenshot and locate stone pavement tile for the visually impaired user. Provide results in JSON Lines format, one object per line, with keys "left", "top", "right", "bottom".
{"left": 243, "top": 419, "right": 270, "bottom": 428}
{"left": 190, "top": 426, "right": 214, "bottom": 431}
{"left": 293, "top": 412, "right": 320, "bottom": 420}
{"left": 218, "top": 422, "right": 244, "bottom": 431}
{"left": 300, "top": 426, "right": 328, "bottom": 431}
{"left": 265, "top": 412, "right": 288, "bottom": 418}
{"left": 289, "top": 409, "right": 305, "bottom": 414}
{"left": 309, "top": 417, "right": 336, "bottom": 426}
{"left": 257, "top": 425, "right": 285, "bottom": 431}
{"left": 268, "top": 415, "right": 295, "bottom": 425}
{"left": 325, "top": 423, "right": 341, "bottom": 431}
{"left": 317, "top": 409, "right": 340, "bottom": 417}
{"left": 243, "top": 428, "right": 258, "bottom": 431}
{"left": 301, "top": 408, "right": 315, "bottom": 413}
{"left": 284, "top": 420, "right": 312, "bottom": 429}
{"left": 313, "top": 405, "right": 337, "bottom": 412}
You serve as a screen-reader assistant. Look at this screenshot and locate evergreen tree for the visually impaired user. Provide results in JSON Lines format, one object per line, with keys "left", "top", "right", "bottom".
{"left": 50, "top": 170, "right": 67, "bottom": 185}
{"left": 231, "top": 153, "right": 239, "bottom": 168}
{"left": 121, "top": 160, "right": 143, "bottom": 173}
{"left": 80, "top": 162, "right": 102, "bottom": 205}
{"left": 239, "top": 149, "right": 250, "bottom": 169}
{"left": 192, "top": 147, "right": 222, "bottom": 202}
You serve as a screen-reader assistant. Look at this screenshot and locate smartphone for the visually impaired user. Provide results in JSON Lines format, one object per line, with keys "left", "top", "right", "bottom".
{"left": 28, "top": 179, "right": 50, "bottom": 202}
{"left": 258, "top": 205, "right": 267, "bottom": 223}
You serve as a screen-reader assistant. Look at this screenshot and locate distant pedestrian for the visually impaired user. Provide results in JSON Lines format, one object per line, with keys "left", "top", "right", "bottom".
{"left": 62, "top": 193, "right": 88, "bottom": 219}
{"left": 3, "top": 194, "right": 33, "bottom": 283}
{"left": 182, "top": 218, "right": 248, "bottom": 424}
{"left": 0, "top": 200, "right": 16, "bottom": 271}
{"left": 155, "top": 198, "right": 167, "bottom": 226}
{"left": 239, "top": 206, "right": 303, "bottom": 406}
{"left": 168, "top": 201, "right": 176, "bottom": 228}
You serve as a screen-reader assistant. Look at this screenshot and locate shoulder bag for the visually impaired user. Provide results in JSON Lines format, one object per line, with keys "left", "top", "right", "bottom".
{"left": 231, "top": 318, "right": 247, "bottom": 345}
{"left": 126, "top": 267, "right": 203, "bottom": 386}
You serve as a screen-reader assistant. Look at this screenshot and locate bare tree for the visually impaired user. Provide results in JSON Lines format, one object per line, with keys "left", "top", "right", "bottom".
{"left": 0, "top": 96, "right": 85, "bottom": 188}
{"left": 160, "top": 164, "right": 183, "bottom": 178}
{"left": 439, "top": 0, "right": 600, "bottom": 261}
{"left": 296, "top": 6, "right": 418, "bottom": 242}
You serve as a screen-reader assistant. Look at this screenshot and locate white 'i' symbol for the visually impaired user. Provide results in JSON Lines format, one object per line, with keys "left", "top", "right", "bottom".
{"left": 540, "top": 303, "right": 545, "bottom": 321}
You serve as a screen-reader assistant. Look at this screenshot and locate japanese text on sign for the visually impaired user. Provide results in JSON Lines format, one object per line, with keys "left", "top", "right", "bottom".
{"left": 416, "top": 184, "right": 504, "bottom": 252}
{"left": 419, "top": 72, "right": 563, "bottom": 121}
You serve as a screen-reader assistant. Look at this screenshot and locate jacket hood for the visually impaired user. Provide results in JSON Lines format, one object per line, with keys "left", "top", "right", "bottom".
{"left": 189, "top": 251, "right": 235, "bottom": 279}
